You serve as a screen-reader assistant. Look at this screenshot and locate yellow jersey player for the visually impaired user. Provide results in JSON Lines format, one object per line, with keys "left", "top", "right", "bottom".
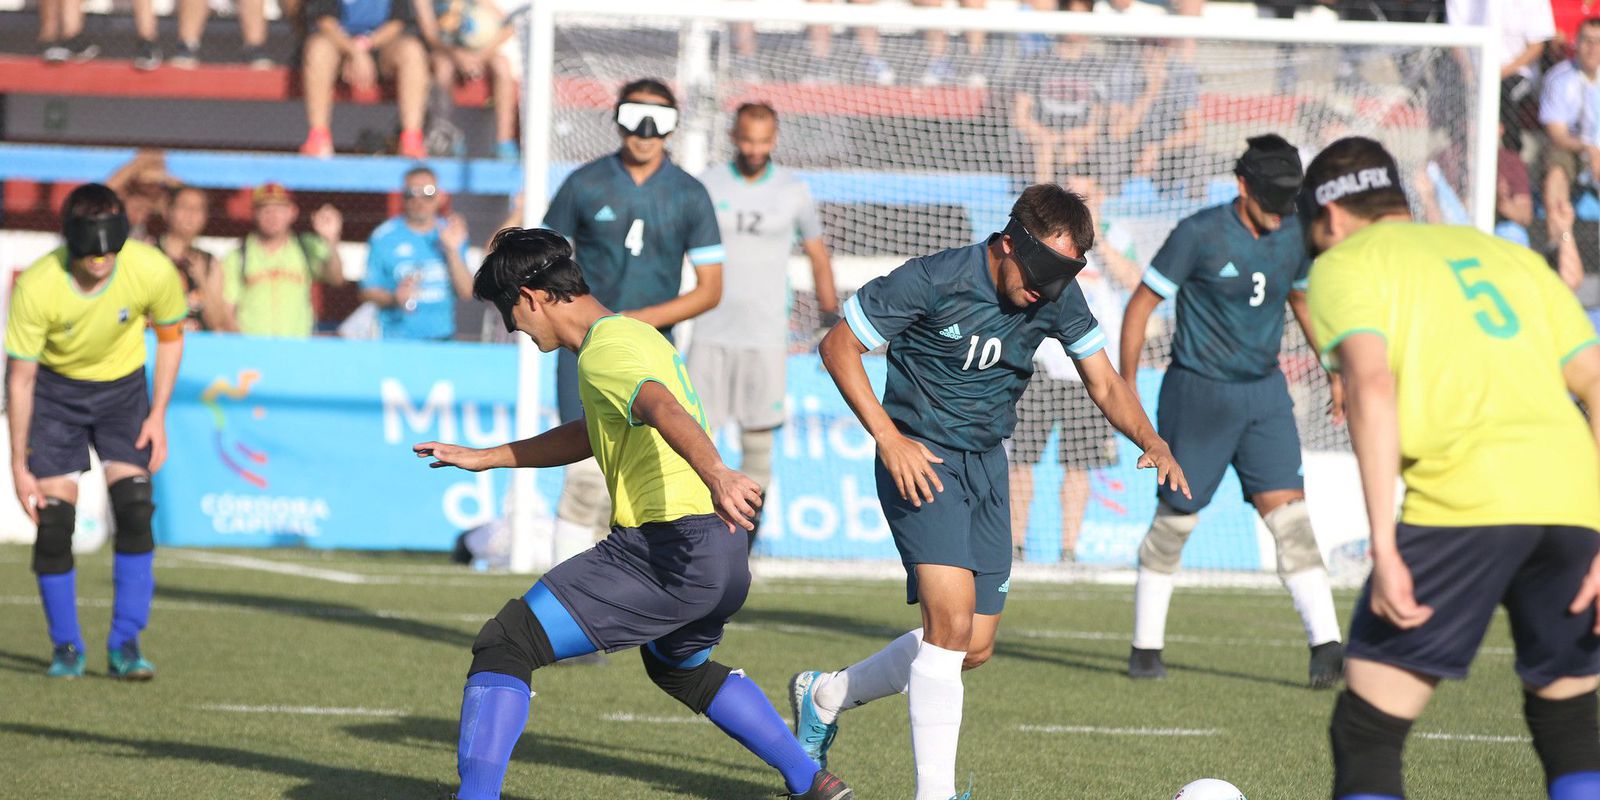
{"left": 1304, "top": 137, "right": 1600, "bottom": 800}
{"left": 5, "top": 183, "right": 188, "bottom": 680}
{"left": 413, "top": 228, "right": 853, "bottom": 800}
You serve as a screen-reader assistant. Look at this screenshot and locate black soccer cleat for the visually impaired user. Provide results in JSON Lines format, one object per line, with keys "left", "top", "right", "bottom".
{"left": 789, "top": 769, "right": 854, "bottom": 800}
{"left": 1128, "top": 647, "right": 1166, "bottom": 680}
{"left": 1309, "top": 640, "right": 1346, "bottom": 690}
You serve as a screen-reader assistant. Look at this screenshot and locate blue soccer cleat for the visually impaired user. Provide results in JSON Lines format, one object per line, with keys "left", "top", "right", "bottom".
{"left": 46, "top": 643, "right": 85, "bottom": 678}
{"left": 108, "top": 641, "right": 155, "bottom": 681}
{"left": 789, "top": 671, "right": 840, "bottom": 769}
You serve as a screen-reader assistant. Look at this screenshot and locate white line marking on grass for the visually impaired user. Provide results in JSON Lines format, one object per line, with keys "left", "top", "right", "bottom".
{"left": 1415, "top": 732, "right": 1531, "bottom": 744}
{"left": 172, "top": 551, "right": 382, "bottom": 584}
{"left": 602, "top": 713, "right": 710, "bottom": 725}
{"left": 1018, "top": 724, "right": 1221, "bottom": 737}
{"left": 0, "top": 595, "right": 485, "bottom": 624}
{"left": 200, "top": 704, "right": 408, "bottom": 717}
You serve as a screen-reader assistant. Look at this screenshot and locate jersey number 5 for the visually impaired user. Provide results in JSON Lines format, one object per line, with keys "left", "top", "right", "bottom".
{"left": 962, "top": 335, "right": 1002, "bottom": 371}
{"left": 625, "top": 219, "right": 645, "bottom": 257}
{"left": 1447, "top": 258, "right": 1520, "bottom": 339}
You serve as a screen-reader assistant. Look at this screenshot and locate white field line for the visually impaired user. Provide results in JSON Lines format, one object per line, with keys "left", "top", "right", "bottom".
{"left": 601, "top": 712, "right": 711, "bottom": 725}
{"left": 0, "top": 595, "right": 486, "bottom": 624}
{"left": 199, "top": 704, "right": 408, "bottom": 717}
{"left": 171, "top": 551, "right": 381, "bottom": 585}
{"left": 1018, "top": 724, "right": 1221, "bottom": 737}
{"left": 1415, "top": 732, "right": 1531, "bottom": 744}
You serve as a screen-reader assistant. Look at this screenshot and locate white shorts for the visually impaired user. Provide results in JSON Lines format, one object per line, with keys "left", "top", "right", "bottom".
{"left": 685, "top": 342, "right": 787, "bottom": 431}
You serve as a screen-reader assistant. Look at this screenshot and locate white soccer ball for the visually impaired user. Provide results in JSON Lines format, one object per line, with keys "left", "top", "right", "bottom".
{"left": 1173, "top": 778, "right": 1246, "bottom": 800}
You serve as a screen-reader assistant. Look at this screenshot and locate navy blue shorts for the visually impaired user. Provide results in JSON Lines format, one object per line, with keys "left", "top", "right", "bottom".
{"left": 28, "top": 366, "right": 151, "bottom": 478}
{"left": 536, "top": 513, "right": 750, "bottom": 664}
{"left": 876, "top": 435, "right": 1012, "bottom": 616}
{"left": 1156, "top": 367, "right": 1303, "bottom": 514}
{"left": 1348, "top": 524, "right": 1600, "bottom": 687}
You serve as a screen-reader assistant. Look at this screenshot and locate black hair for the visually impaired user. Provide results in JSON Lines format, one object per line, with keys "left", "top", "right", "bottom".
{"left": 167, "top": 183, "right": 208, "bottom": 207}
{"left": 62, "top": 182, "right": 124, "bottom": 221}
{"left": 404, "top": 165, "right": 437, "bottom": 184}
{"left": 1302, "top": 137, "right": 1409, "bottom": 222}
{"left": 1235, "top": 133, "right": 1297, "bottom": 174}
{"left": 474, "top": 227, "right": 591, "bottom": 309}
{"left": 617, "top": 78, "right": 676, "bottom": 109}
{"left": 734, "top": 102, "right": 777, "bottom": 125}
{"left": 1011, "top": 183, "right": 1096, "bottom": 253}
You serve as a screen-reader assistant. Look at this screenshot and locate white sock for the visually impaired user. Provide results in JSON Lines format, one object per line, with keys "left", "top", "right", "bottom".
{"left": 908, "top": 642, "right": 965, "bottom": 800}
{"left": 551, "top": 518, "right": 594, "bottom": 564}
{"left": 1133, "top": 568, "right": 1176, "bottom": 650}
{"left": 1284, "top": 567, "right": 1342, "bottom": 646}
{"left": 813, "top": 629, "right": 923, "bottom": 724}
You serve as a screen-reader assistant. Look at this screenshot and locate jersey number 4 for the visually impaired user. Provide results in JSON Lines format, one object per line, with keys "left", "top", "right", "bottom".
{"left": 625, "top": 219, "right": 645, "bottom": 257}
{"left": 1447, "top": 258, "right": 1520, "bottom": 339}
{"left": 962, "top": 335, "right": 1003, "bottom": 371}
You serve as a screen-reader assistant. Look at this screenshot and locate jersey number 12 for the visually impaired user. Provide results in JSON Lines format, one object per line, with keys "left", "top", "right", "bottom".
{"left": 625, "top": 219, "right": 645, "bottom": 257}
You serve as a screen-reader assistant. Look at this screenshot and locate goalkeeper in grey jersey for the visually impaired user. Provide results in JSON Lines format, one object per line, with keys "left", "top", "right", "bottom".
{"left": 687, "top": 102, "right": 837, "bottom": 540}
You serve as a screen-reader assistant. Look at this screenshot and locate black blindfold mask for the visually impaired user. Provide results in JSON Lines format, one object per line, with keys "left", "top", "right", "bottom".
{"left": 63, "top": 212, "right": 130, "bottom": 261}
{"left": 1004, "top": 216, "right": 1087, "bottom": 303}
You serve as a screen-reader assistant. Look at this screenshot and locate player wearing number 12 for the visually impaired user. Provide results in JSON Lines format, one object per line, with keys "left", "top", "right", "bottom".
{"left": 1119, "top": 135, "right": 1345, "bottom": 687}
{"left": 1306, "top": 138, "right": 1600, "bottom": 800}
{"left": 791, "top": 185, "right": 1187, "bottom": 800}
{"left": 414, "top": 229, "right": 852, "bottom": 800}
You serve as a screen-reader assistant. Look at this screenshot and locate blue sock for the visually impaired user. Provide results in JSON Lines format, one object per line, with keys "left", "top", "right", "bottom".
{"left": 108, "top": 552, "right": 154, "bottom": 650}
{"left": 37, "top": 570, "right": 84, "bottom": 652}
{"left": 705, "top": 671, "right": 820, "bottom": 795}
{"left": 1552, "top": 771, "right": 1600, "bottom": 799}
{"left": 457, "top": 671, "right": 532, "bottom": 800}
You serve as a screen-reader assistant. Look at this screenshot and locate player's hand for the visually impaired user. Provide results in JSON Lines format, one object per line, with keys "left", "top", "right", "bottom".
{"left": 1370, "top": 551, "right": 1433, "bottom": 630}
{"left": 439, "top": 214, "right": 469, "bottom": 252}
{"left": 414, "top": 441, "right": 496, "bottom": 471}
{"left": 344, "top": 51, "right": 378, "bottom": 90}
{"left": 1328, "top": 371, "right": 1346, "bottom": 426}
{"left": 312, "top": 204, "right": 344, "bottom": 244}
{"left": 136, "top": 415, "right": 169, "bottom": 474}
{"left": 1135, "top": 438, "right": 1189, "bottom": 499}
{"left": 708, "top": 467, "right": 763, "bottom": 533}
{"left": 395, "top": 275, "right": 421, "bottom": 311}
{"left": 876, "top": 431, "right": 944, "bottom": 508}
{"left": 1568, "top": 549, "right": 1600, "bottom": 635}
{"left": 12, "top": 466, "right": 42, "bottom": 525}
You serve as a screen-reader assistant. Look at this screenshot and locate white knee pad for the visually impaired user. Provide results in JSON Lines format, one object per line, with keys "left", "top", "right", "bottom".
{"left": 739, "top": 428, "right": 774, "bottom": 491}
{"left": 1264, "top": 500, "right": 1325, "bottom": 577}
{"left": 556, "top": 458, "right": 611, "bottom": 533}
{"left": 1137, "top": 503, "right": 1199, "bottom": 574}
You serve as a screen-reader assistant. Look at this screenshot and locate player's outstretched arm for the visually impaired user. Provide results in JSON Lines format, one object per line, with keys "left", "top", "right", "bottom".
{"left": 6, "top": 358, "right": 42, "bottom": 523}
{"left": 1119, "top": 285, "right": 1162, "bottom": 398}
{"left": 631, "top": 380, "right": 761, "bottom": 532}
{"left": 819, "top": 322, "right": 944, "bottom": 506}
{"left": 414, "top": 419, "right": 593, "bottom": 471}
{"left": 1075, "top": 350, "right": 1189, "bottom": 499}
{"left": 139, "top": 324, "right": 185, "bottom": 474}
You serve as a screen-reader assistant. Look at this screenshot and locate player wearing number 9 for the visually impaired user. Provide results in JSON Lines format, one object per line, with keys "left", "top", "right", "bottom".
{"left": 1305, "top": 137, "right": 1600, "bottom": 800}
{"left": 1120, "top": 134, "right": 1347, "bottom": 688}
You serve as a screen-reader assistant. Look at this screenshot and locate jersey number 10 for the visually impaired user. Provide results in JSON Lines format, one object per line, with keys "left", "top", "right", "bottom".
{"left": 962, "top": 335, "right": 1003, "bottom": 371}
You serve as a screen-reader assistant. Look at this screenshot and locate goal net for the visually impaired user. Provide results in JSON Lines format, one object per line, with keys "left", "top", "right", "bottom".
{"left": 516, "top": 0, "right": 1494, "bottom": 582}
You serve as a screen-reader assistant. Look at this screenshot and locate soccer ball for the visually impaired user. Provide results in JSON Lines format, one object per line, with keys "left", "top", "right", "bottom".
{"left": 1173, "top": 778, "right": 1246, "bottom": 800}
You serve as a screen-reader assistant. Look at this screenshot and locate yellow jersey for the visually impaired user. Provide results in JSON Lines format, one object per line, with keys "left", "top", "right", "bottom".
{"left": 5, "top": 241, "right": 187, "bottom": 382}
{"left": 577, "top": 315, "right": 714, "bottom": 528}
{"left": 1309, "top": 221, "right": 1600, "bottom": 529}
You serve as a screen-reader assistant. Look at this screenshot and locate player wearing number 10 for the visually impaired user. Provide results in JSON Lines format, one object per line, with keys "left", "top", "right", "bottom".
{"left": 1305, "top": 137, "right": 1600, "bottom": 800}
{"left": 1120, "top": 134, "right": 1345, "bottom": 687}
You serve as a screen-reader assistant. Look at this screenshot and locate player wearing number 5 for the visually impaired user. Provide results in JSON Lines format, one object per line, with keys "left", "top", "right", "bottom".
{"left": 1120, "top": 134, "right": 1345, "bottom": 687}
{"left": 541, "top": 77, "right": 724, "bottom": 559}
{"left": 790, "top": 185, "right": 1186, "bottom": 800}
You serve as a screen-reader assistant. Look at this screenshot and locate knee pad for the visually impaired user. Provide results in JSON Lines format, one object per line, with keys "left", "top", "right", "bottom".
{"left": 468, "top": 598, "right": 557, "bottom": 687}
{"left": 641, "top": 646, "right": 734, "bottom": 715}
{"left": 1526, "top": 691, "right": 1600, "bottom": 784}
{"left": 1137, "top": 503, "right": 1199, "bottom": 574}
{"left": 109, "top": 475, "right": 155, "bottom": 555}
{"left": 557, "top": 460, "right": 610, "bottom": 531}
{"left": 31, "top": 499, "right": 76, "bottom": 575}
{"left": 1263, "top": 500, "right": 1324, "bottom": 577}
{"left": 1329, "top": 690, "right": 1412, "bottom": 799}
{"left": 739, "top": 429, "right": 774, "bottom": 490}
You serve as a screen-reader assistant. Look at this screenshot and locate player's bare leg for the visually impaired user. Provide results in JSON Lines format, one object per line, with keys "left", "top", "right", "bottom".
{"left": 1007, "top": 465, "right": 1032, "bottom": 559}
{"left": 1254, "top": 488, "right": 1344, "bottom": 688}
{"left": 299, "top": 32, "right": 340, "bottom": 155}
{"left": 1059, "top": 468, "right": 1089, "bottom": 562}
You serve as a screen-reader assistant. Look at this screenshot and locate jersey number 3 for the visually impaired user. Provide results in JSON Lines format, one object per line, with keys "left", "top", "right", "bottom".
{"left": 625, "top": 219, "right": 645, "bottom": 257}
{"left": 1447, "top": 258, "right": 1520, "bottom": 339}
{"left": 962, "top": 335, "right": 1002, "bottom": 371}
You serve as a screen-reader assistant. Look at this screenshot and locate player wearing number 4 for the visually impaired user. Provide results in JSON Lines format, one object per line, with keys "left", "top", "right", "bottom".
{"left": 415, "top": 229, "right": 853, "bottom": 800}
{"left": 1307, "top": 138, "right": 1600, "bottom": 800}
{"left": 1120, "top": 134, "right": 1345, "bottom": 687}
{"left": 791, "top": 185, "right": 1188, "bottom": 800}
{"left": 542, "top": 77, "right": 725, "bottom": 562}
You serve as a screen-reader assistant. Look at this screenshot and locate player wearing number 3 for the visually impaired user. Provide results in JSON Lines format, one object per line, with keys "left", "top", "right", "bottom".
{"left": 1119, "top": 134, "right": 1346, "bottom": 687}
{"left": 790, "top": 185, "right": 1187, "bottom": 800}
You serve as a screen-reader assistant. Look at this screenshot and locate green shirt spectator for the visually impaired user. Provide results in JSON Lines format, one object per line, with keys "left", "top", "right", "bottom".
{"left": 221, "top": 183, "right": 345, "bottom": 337}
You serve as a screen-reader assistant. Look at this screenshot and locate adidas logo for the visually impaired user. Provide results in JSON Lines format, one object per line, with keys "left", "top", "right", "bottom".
{"left": 1218, "top": 262, "right": 1240, "bottom": 278}
{"left": 997, "top": 579, "right": 1010, "bottom": 594}
{"left": 938, "top": 324, "right": 962, "bottom": 340}
{"left": 594, "top": 205, "right": 617, "bottom": 222}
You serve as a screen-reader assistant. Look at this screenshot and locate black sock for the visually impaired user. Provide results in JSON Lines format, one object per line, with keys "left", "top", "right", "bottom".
{"left": 1330, "top": 689, "right": 1412, "bottom": 798}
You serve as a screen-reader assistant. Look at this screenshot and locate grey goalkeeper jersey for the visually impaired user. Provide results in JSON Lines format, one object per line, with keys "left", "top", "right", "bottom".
{"left": 693, "top": 161, "right": 825, "bottom": 350}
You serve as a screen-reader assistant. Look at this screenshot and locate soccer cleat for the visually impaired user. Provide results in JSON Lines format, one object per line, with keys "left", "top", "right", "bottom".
{"left": 1128, "top": 647, "right": 1166, "bottom": 680}
{"left": 46, "top": 644, "right": 85, "bottom": 678}
{"left": 133, "top": 38, "right": 162, "bottom": 71}
{"left": 1309, "top": 640, "right": 1346, "bottom": 690}
{"left": 786, "top": 769, "right": 853, "bottom": 800}
{"left": 108, "top": 641, "right": 155, "bottom": 681}
{"left": 789, "top": 671, "right": 839, "bottom": 769}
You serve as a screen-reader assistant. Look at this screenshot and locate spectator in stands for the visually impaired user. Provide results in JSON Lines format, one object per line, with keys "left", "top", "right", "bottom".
{"left": 1096, "top": 0, "right": 1203, "bottom": 17}
{"left": 416, "top": 0, "right": 523, "bottom": 160}
{"left": 1445, "top": 0, "right": 1554, "bottom": 150}
{"left": 801, "top": 0, "right": 895, "bottom": 85}
{"left": 105, "top": 150, "right": 179, "bottom": 243}
{"left": 157, "top": 186, "right": 233, "bottom": 332}
{"left": 1495, "top": 122, "right": 1538, "bottom": 247}
{"left": 171, "top": 0, "right": 272, "bottom": 69}
{"left": 361, "top": 167, "right": 474, "bottom": 340}
{"left": 222, "top": 183, "right": 346, "bottom": 338}
{"left": 1109, "top": 38, "right": 1202, "bottom": 191}
{"left": 1539, "top": 18, "right": 1600, "bottom": 281}
{"left": 37, "top": 0, "right": 98, "bottom": 63}
{"left": 910, "top": 0, "right": 989, "bottom": 87}
{"left": 300, "top": 0, "right": 430, "bottom": 158}
{"left": 1011, "top": 25, "right": 1107, "bottom": 186}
